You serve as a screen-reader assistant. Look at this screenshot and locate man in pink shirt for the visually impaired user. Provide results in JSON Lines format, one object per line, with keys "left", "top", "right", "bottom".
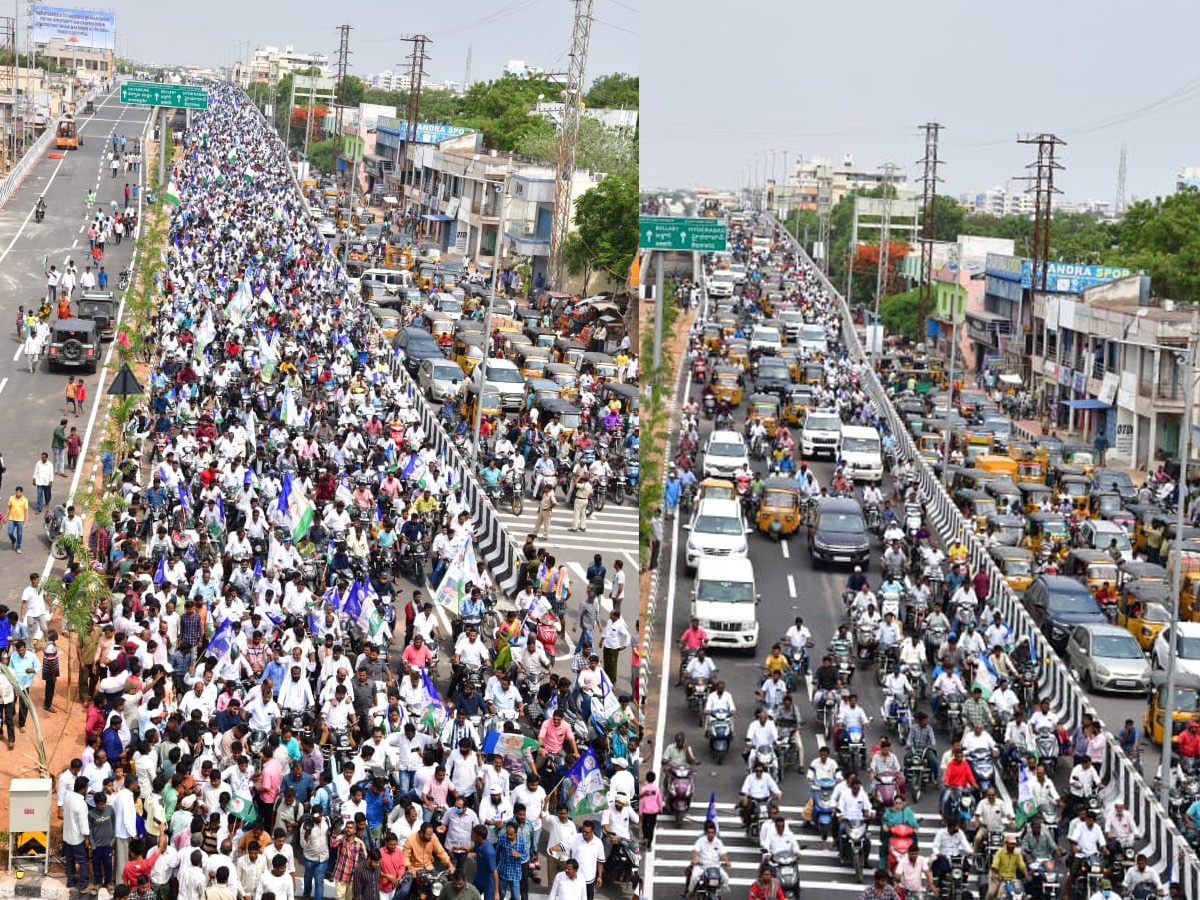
{"left": 256, "top": 748, "right": 284, "bottom": 828}
{"left": 536, "top": 711, "right": 578, "bottom": 768}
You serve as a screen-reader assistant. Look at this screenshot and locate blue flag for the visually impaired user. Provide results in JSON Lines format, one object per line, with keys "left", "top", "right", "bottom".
{"left": 205, "top": 618, "right": 234, "bottom": 664}
{"left": 178, "top": 484, "right": 191, "bottom": 515}
{"left": 215, "top": 493, "right": 225, "bottom": 525}
{"left": 254, "top": 557, "right": 262, "bottom": 579}
{"left": 154, "top": 554, "right": 167, "bottom": 585}
{"left": 322, "top": 584, "right": 341, "bottom": 611}
{"left": 344, "top": 581, "right": 366, "bottom": 621}
{"left": 707, "top": 792, "right": 719, "bottom": 831}
{"left": 278, "top": 471, "right": 293, "bottom": 515}
{"left": 562, "top": 748, "right": 607, "bottom": 815}
{"left": 420, "top": 669, "right": 447, "bottom": 728}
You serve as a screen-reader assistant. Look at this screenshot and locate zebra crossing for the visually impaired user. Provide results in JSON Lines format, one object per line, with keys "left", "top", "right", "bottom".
{"left": 648, "top": 803, "right": 954, "bottom": 896}
{"left": 495, "top": 499, "right": 639, "bottom": 591}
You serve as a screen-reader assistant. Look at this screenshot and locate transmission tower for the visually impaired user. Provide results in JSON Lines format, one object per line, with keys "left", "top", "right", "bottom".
{"left": 916, "top": 121, "right": 944, "bottom": 332}
{"left": 401, "top": 34, "right": 432, "bottom": 202}
{"left": 332, "top": 24, "right": 353, "bottom": 176}
{"left": 464, "top": 43, "right": 472, "bottom": 91}
{"left": 1116, "top": 143, "right": 1127, "bottom": 218}
{"left": 1017, "top": 134, "right": 1065, "bottom": 294}
{"left": 548, "top": 0, "right": 595, "bottom": 291}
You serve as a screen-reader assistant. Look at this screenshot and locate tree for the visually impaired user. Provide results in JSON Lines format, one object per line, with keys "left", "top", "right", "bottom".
{"left": 572, "top": 171, "right": 637, "bottom": 287}
{"left": 879, "top": 288, "right": 923, "bottom": 341}
{"left": 1118, "top": 188, "right": 1200, "bottom": 301}
{"left": 307, "top": 135, "right": 362, "bottom": 176}
{"left": 459, "top": 74, "right": 556, "bottom": 151}
{"left": 514, "top": 116, "right": 636, "bottom": 175}
{"left": 931, "top": 194, "right": 966, "bottom": 243}
{"left": 562, "top": 232, "right": 593, "bottom": 294}
{"left": 585, "top": 73, "right": 638, "bottom": 109}
{"left": 784, "top": 209, "right": 820, "bottom": 246}
{"left": 340, "top": 75, "right": 366, "bottom": 109}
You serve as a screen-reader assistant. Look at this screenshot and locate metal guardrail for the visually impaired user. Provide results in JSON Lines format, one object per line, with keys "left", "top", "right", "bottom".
{"left": 238, "top": 91, "right": 525, "bottom": 599}
{"left": 0, "top": 126, "right": 56, "bottom": 211}
{"left": 776, "top": 220, "right": 1200, "bottom": 887}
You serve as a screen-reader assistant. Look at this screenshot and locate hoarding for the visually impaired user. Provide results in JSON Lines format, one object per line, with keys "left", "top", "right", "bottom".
{"left": 984, "top": 252, "right": 1133, "bottom": 294}
{"left": 376, "top": 116, "right": 472, "bottom": 145}
{"left": 32, "top": 5, "right": 115, "bottom": 49}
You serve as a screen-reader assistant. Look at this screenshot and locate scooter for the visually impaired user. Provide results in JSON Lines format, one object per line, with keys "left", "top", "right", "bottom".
{"left": 810, "top": 778, "right": 837, "bottom": 841}
{"left": 904, "top": 749, "right": 930, "bottom": 803}
{"left": 708, "top": 709, "right": 732, "bottom": 764}
{"left": 885, "top": 822, "right": 916, "bottom": 869}
{"left": 773, "top": 851, "right": 802, "bottom": 900}
{"left": 43, "top": 504, "right": 67, "bottom": 559}
{"left": 968, "top": 747, "right": 997, "bottom": 794}
{"left": 838, "top": 723, "right": 866, "bottom": 774}
{"left": 668, "top": 765, "right": 694, "bottom": 826}
{"left": 34, "top": 200, "right": 45, "bottom": 223}
{"left": 840, "top": 818, "right": 870, "bottom": 882}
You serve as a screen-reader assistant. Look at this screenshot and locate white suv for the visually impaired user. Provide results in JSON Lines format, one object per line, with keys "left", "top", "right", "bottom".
{"left": 684, "top": 497, "right": 749, "bottom": 572}
{"left": 702, "top": 430, "right": 750, "bottom": 478}
{"left": 801, "top": 408, "right": 842, "bottom": 459}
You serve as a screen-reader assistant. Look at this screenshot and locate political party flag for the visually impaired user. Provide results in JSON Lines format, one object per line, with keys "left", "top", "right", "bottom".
{"left": 278, "top": 472, "right": 315, "bottom": 542}
{"left": 1014, "top": 762, "right": 1038, "bottom": 827}
{"left": 480, "top": 730, "right": 541, "bottom": 756}
{"left": 563, "top": 748, "right": 608, "bottom": 816}
{"left": 344, "top": 580, "right": 366, "bottom": 621}
{"left": 254, "top": 557, "right": 262, "bottom": 579}
{"left": 282, "top": 386, "right": 304, "bottom": 427}
{"left": 204, "top": 618, "right": 235, "bottom": 666}
{"left": 154, "top": 554, "right": 167, "bottom": 585}
{"left": 165, "top": 181, "right": 181, "bottom": 206}
{"left": 420, "top": 669, "right": 448, "bottom": 731}
{"left": 215, "top": 492, "right": 226, "bottom": 525}
{"left": 226, "top": 792, "right": 256, "bottom": 823}
{"left": 321, "top": 584, "right": 341, "bottom": 612}
{"left": 707, "top": 791, "right": 719, "bottom": 832}
{"left": 433, "top": 539, "right": 476, "bottom": 616}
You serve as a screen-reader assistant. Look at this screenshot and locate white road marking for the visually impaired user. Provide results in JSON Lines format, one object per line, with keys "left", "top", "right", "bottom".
{"left": 781, "top": 539, "right": 790, "bottom": 559}
{"left": 71, "top": 238, "right": 78, "bottom": 248}
{"left": 0, "top": 378, "right": 10, "bottom": 396}
{"left": 787, "top": 574, "right": 797, "bottom": 598}
{"left": 12, "top": 347, "right": 21, "bottom": 363}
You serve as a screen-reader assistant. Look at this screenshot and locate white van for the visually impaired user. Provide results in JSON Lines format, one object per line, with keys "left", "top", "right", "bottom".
{"left": 839, "top": 424, "right": 884, "bottom": 483}
{"left": 358, "top": 268, "right": 414, "bottom": 297}
{"left": 797, "top": 323, "right": 828, "bottom": 356}
{"left": 692, "top": 557, "right": 759, "bottom": 651}
{"left": 1081, "top": 519, "right": 1133, "bottom": 562}
{"left": 684, "top": 496, "right": 749, "bottom": 572}
{"left": 801, "top": 407, "right": 842, "bottom": 459}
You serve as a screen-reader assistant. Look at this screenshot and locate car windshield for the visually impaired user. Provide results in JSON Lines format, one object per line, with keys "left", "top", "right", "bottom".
{"left": 799, "top": 326, "right": 825, "bottom": 342}
{"left": 693, "top": 514, "right": 743, "bottom": 536}
{"left": 807, "top": 415, "right": 840, "bottom": 431}
{"left": 1177, "top": 635, "right": 1200, "bottom": 660}
{"left": 696, "top": 580, "right": 755, "bottom": 603}
{"left": 1092, "top": 634, "right": 1143, "bottom": 659}
{"left": 821, "top": 512, "right": 864, "bottom": 534}
{"left": 709, "top": 442, "right": 744, "bottom": 458}
{"left": 1047, "top": 592, "right": 1100, "bottom": 616}
{"left": 439, "top": 299, "right": 462, "bottom": 314}
{"left": 432, "top": 363, "right": 460, "bottom": 379}
{"left": 485, "top": 365, "right": 524, "bottom": 383}
{"left": 1003, "top": 559, "right": 1032, "bottom": 576}
{"left": 1102, "top": 473, "right": 1134, "bottom": 490}
{"left": 712, "top": 272, "right": 734, "bottom": 283}
{"left": 759, "top": 362, "right": 789, "bottom": 378}
{"left": 842, "top": 437, "right": 879, "bottom": 454}
{"left": 754, "top": 329, "right": 780, "bottom": 341}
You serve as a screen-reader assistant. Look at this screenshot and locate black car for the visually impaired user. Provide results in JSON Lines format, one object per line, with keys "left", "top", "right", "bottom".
{"left": 392, "top": 326, "right": 445, "bottom": 375}
{"left": 1024, "top": 575, "right": 1108, "bottom": 652}
{"left": 77, "top": 290, "right": 116, "bottom": 341}
{"left": 1093, "top": 468, "right": 1137, "bottom": 504}
{"left": 808, "top": 497, "right": 870, "bottom": 568}
{"left": 754, "top": 358, "right": 792, "bottom": 396}
{"left": 47, "top": 318, "right": 98, "bottom": 373}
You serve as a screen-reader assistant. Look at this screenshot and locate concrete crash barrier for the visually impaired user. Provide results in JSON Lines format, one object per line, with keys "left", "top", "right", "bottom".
{"left": 773, "top": 216, "right": 1199, "bottom": 886}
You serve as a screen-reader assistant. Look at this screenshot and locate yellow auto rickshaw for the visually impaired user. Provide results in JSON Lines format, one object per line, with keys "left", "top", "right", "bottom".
{"left": 726, "top": 339, "right": 751, "bottom": 372}
{"left": 1052, "top": 462, "right": 1086, "bottom": 491}
{"left": 1018, "top": 482, "right": 1053, "bottom": 515}
{"left": 516, "top": 345, "right": 552, "bottom": 380}
{"left": 711, "top": 366, "right": 743, "bottom": 407}
{"left": 956, "top": 489, "right": 997, "bottom": 531}
{"left": 1023, "top": 511, "right": 1069, "bottom": 557}
{"left": 545, "top": 363, "right": 580, "bottom": 400}
{"left": 453, "top": 333, "right": 487, "bottom": 375}
{"left": 757, "top": 476, "right": 802, "bottom": 539}
{"left": 1065, "top": 548, "right": 1120, "bottom": 595}
{"left": 1014, "top": 455, "right": 1047, "bottom": 487}
{"left": 984, "top": 479, "right": 1023, "bottom": 517}
{"left": 1127, "top": 503, "right": 1164, "bottom": 557}
{"left": 426, "top": 311, "right": 455, "bottom": 344}
{"left": 801, "top": 362, "right": 824, "bottom": 386}
{"left": 1063, "top": 443, "right": 1097, "bottom": 478}
{"left": 702, "top": 323, "right": 723, "bottom": 352}
{"left": 917, "top": 432, "right": 944, "bottom": 456}
{"left": 985, "top": 513, "right": 1024, "bottom": 547}
{"left": 1061, "top": 475, "right": 1091, "bottom": 519}
{"left": 1145, "top": 672, "right": 1200, "bottom": 745}
{"left": 1116, "top": 579, "right": 1171, "bottom": 650}
{"left": 699, "top": 477, "right": 736, "bottom": 502}
{"left": 746, "top": 393, "right": 781, "bottom": 433}
{"left": 962, "top": 431, "right": 996, "bottom": 463}
{"left": 977, "top": 454, "right": 1019, "bottom": 481}
{"left": 553, "top": 338, "right": 587, "bottom": 370}
{"left": 579, "top": 352, "right": 619, "bottom": 381}
{"left": 464, "top": 383, "right": 502, "bottom": 422}
{"left": 527, "top": 327, "right": 558, "bottom": 351}
{"left": 536, "top": 398, "right": 583, "bottom": 442}
{"left": 989, "top": 544, "right": 1035, "bottom": 594}
{"left": 783, "top": 386, "right": 815, "bottom": 427}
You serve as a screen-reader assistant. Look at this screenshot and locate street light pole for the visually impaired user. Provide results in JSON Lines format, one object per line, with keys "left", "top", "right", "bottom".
{"left": 941, "top": 257, "right": 961, "bottom": 487}
{"left": 1159, "top": 317, "right": 1200, "bottom": 807}
{"left": 470, "top": 178, "right": 509, "bottom": 471}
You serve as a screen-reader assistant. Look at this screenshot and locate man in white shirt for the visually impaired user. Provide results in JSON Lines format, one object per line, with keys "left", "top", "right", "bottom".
{"left": 703, "top": 681, "right": 736, "bottom": 733}
{"left": 20, "top": 573, "right": 49, "bottom": 644}
{"left": 568, "top": 821, "right": 607, "bottom": 896}
{"left": 445, "top": 743, "right": 482, "bottom": 804}
{"left": 744, "top": 709, "right": 779, "bottom": 762}
{"left": 759, "top": 816, "right": 801, "bottom": 863}
{"left": 112, "top": 774, "right": 139, "bottom": 879}
{"left": 738, "top": 762, "right": 782, "bottom": 827}
{"left": 687, "top": 820, "right": 728, "bottom": 893}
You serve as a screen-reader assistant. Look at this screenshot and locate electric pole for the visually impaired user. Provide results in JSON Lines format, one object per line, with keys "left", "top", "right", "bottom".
{"left": 816, "top": 160, "right": 832, "bottom": 273}
{"left": 917, "top": 121, "right": 944, "bottom": 334}
{"left": 464, "top": 43, "right": 472, "bottom": 91}
{"left": 548, "top": 0, "right": 595, "bottom": 291}
{"left": 332, "top": 24, "right": 352, "bottom": 187}
{"left": 1115, "top": 143, "right": 1127, "bottom": 219}
{"left": 1017, "top": 133, "right": 1065, "bottom": 384}
{"left": 400, "top": 34, "right": 431, "bottom": 211}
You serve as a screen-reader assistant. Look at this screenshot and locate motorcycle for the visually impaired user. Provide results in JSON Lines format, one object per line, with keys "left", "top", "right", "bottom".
{"left": 702, "top": 393, "right": 716, "bottom": 419}
{"left": 840, "top": 818, "right": 870, "bottom": 881}
{"left": 118, "top": 266, "right": 131, "bottom": 291}
{"left": 43, "top": 504, "right": 68, "bottom": 559}
{"left": 883, "top": 690, "right": 912, "bottom": 744}
{"left": 817, "top": 692, "right": 839, "bottom": 739}
{"left": 968, "top": 747, "right": 997, "bottom": 794}
{"left": 411, "top": 869, "right": 449, "bottom": 900}
{"left": 1031, "top": 858, "right": 1063, "bottom": 900}
{"left": 873, "top": 771, "right": 901, "bottom": 809}
{"left": 747, "top": 742, "right": 780, "bottom": 783}
{"left": 606, "top": 837, "right": 641, "bottom": 889}
{"left": 941, "top": 692, "right": 965, "bottom": 737}
{"left": 975, "top": 828, "right": 1004, "bottom": 877}
{"left": 1076, "top": 854, "right": 1105, "bottom": 900}
{"left": 885, "top": 822, "right": 916, "bottom": 870}
{"left": 746, "top": 797, "right": 770, "bottom": 841}
{"left": 668, "top": 765, "right": 694, "bottom": 826}
{"left": 693, "top": 866, "right": 724, "bottom": 900}
{"left": 688, "top": 677, "right": 711, "bottom": 726}
{"left": 904, "top": 749, "right": 930, "bottom": 803}
{"left": 833, "top": 648, "right": 854, "bottom": 686}
{"left": 938, "top": 853, "right": 971, "bottom": 900}
{"left": 34, "top": 201, "right": 45, "bottom": 223}
{"left": 772, "top": 851, "right": 801, "bottom": 900}
{"left": 810, "top": 778, "right": 837, "bottom": 841}
{"left": 708, "top": 708, "right": 732, "bottom": 763}
{"left": 1034, "top": 725, "right": 1060, "bottom": 773}
{"left": 776, "top": 724, "right": 804, "bottom": 775}
{"left": 854, "top": 621, "right": 878, "bottom": 664}
{"left": 838, "top": 723, "right": 866, "bottom": 774}
{"left": 865, "top": 503, "right": 881, "bottom": 536}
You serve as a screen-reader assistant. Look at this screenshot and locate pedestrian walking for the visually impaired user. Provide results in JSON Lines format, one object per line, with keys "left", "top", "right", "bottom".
{"left": 65, "top": 378, "right": 78, "bottom": 416}
{"left": 46, "top": 265, "right": 59, "bottom": 304}
{"left": 80, "top": 265, "right": 96, "bottom": 292}
{"left": 98, "top": 266, "right": 108, "bottom": 289}
{"left": 33, "top": 452, "right": 54, "bottom": 512}
{"left": 60, "top": 264, "right": 77, "bottom": 298}
{"left": 20, "top": 572, "right": 48, "bottom": 645}
{"left": 22, "top": 327, "right": 40, "bottom": 372}
{"left": 610, "top": 558, "right": 626, "bottom": 607}
{"left": 638, "top": 772, "right": 662, "bottom": 848}
{"left": 533, "top": 485, "right": 555, "bottom": 540}
{"left": 111, "top": 155, "right": 119, "bottom": 178}
{"left": 570, "top": 475, "right": 593, "bottom": 533}
{"left": 67, "top": 426, "right": 83, "bottom": 468}
{"left": 53, "top": 418, "right": 68, "bottom": 475}
{"left": 124, "top": 183, "right": 130, "bottom": 206}
{"left": 6, "top": 486, "right": 27, "bottom": 552}
{"left": 41, "top": 628, "right": 59, "bottom": 711}
{"left": 649, "top": 508, "right": 663, "bottom": 569}
{"left": 114, "top": 217, "right": 125, "bottom": 245}
{"left": 600, "top": 608, "right": 631, "bottom": 684}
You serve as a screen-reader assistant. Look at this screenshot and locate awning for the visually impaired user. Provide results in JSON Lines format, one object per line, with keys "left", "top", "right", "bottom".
{"left": 383, "top": 196, "right": 398, "bottom": 204}
{"left": 1059, "top": 399, "right": 1112, "bottom": 410}
{"left": 999, "top": 373, "right": 1022, "bottom": 385}
{"left": 423, "top": 213, "right": 453, "bottom": 222}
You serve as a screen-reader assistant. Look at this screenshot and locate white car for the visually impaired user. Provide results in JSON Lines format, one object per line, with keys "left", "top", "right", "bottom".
{"left": 707, "top": 270, "right": 735, "bottom": 298}
{"left": 749, "top": 325, "right": 782, "bottom": 356}
{"left": 471, "top": 358, "right": 526, "bottom": 411}
{"left": 702, "top": 430, "right": 750, "bottom": 478}
{"left": 684, "top": 497, "right": 749, "bottom": 572}
{"left": 729, "top": 263, "right": 748, "bottom": 284}
{"left": 318, "top": 218, "right": 337, "bottom": 238}
{"left": 801, "top": 408, "right": 842, "bottom": 459}
{"left": 1152, "top": 622, "right": 1200, "bottom": 679}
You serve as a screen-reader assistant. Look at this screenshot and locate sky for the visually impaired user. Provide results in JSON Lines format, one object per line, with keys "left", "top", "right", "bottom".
{"left": 108, "top": 0, "right": 637, "bottom": 93}
{"left": 642, "top": 0, "right": 1200, "bottom": 205}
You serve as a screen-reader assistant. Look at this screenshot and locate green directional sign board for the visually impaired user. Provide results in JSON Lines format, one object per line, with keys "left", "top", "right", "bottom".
{"left": 639, "top": 216, "right": 728, "bottom": 252}
{"left": 120, "top": 81, "right": 209, "bottom": 110}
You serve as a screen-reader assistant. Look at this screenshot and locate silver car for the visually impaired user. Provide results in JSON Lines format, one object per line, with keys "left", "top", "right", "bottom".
{"left": 1065, "top": 623, "right": 1151, "bottom": 694}
{"left": 417, "top": 358, "right": 464, "bottom": 401}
